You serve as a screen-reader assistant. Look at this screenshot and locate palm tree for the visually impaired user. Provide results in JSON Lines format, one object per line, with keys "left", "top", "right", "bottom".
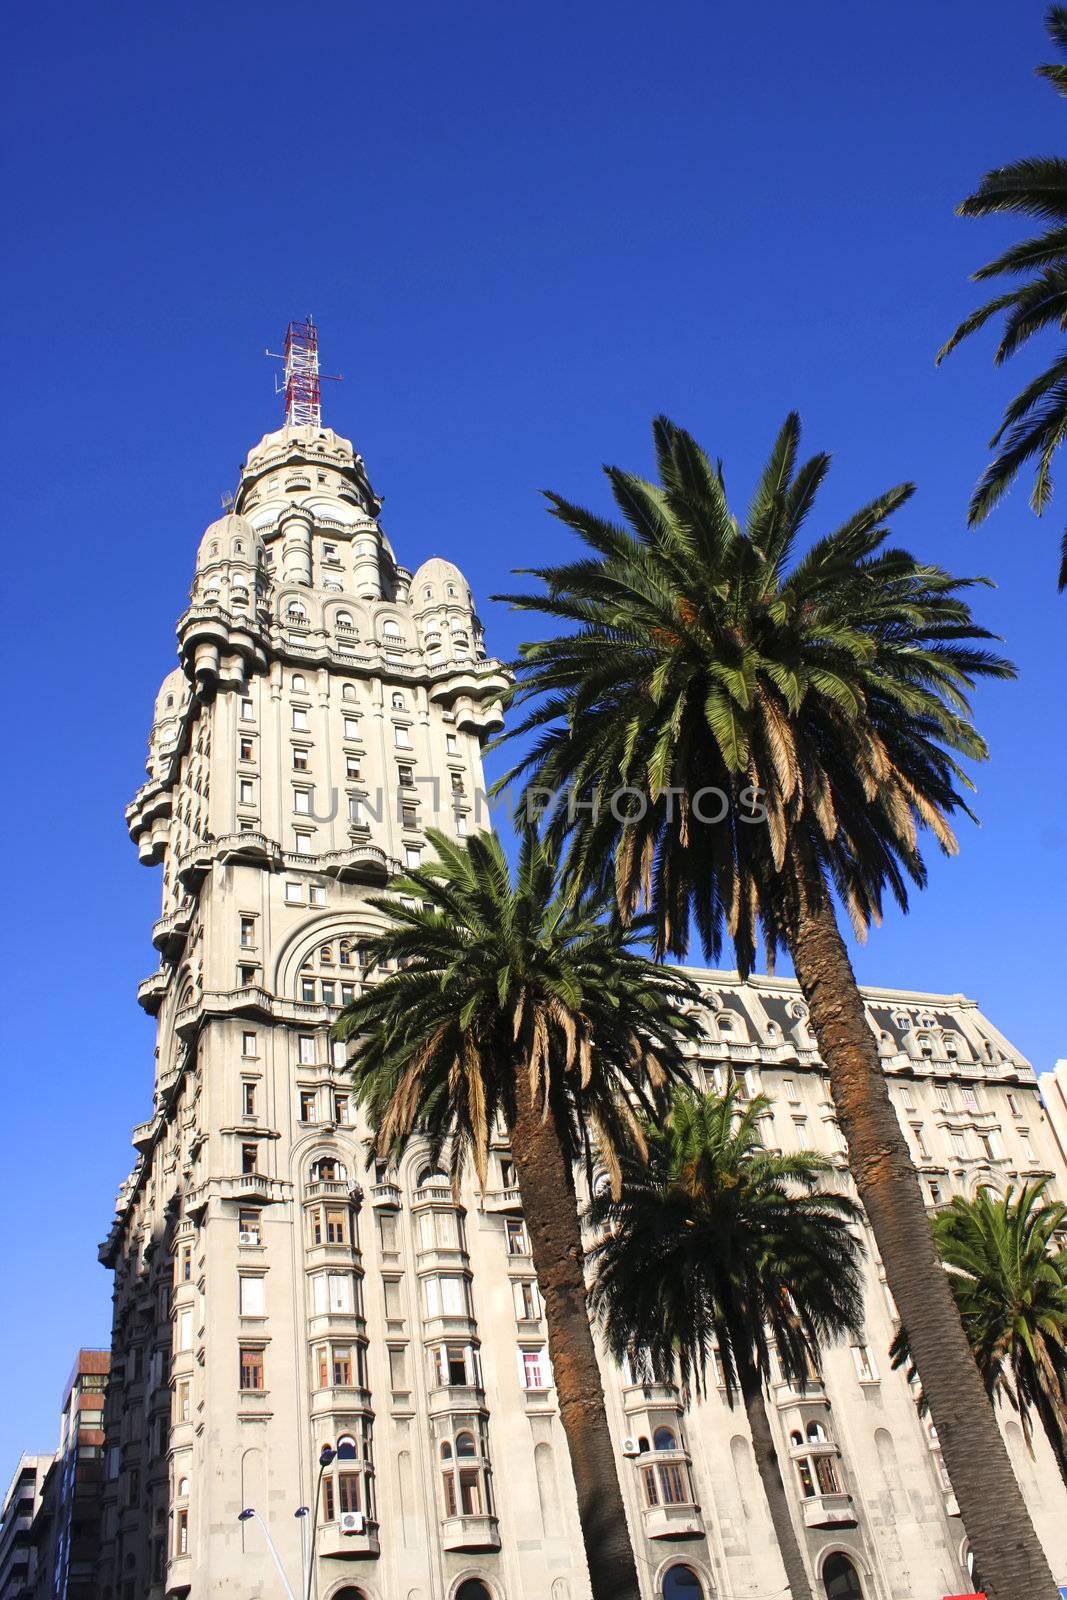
{"left": 892, "top": 1180, "right": 1067, "bottom": 1489}
{"left": 588, "top": 1082, "right": 866, "bottom": 1600}
{"left": 331, "top": 827, "right": 701, "bottom": 1600}
{"left": 938, "top": 4, "right": 1067, "bottom": 589}
{"left": 495, "top": 414, "right": 1056, "bottom": 1600}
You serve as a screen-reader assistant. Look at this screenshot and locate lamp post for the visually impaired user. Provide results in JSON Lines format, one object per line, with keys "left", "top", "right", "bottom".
{"left": 238, "top": 1443, "right": 337, "bottom": 1600}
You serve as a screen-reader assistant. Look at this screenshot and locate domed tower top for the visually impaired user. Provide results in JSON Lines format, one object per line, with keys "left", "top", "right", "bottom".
{"left": 194, "top": 512, "right": 263, "bottom": 574}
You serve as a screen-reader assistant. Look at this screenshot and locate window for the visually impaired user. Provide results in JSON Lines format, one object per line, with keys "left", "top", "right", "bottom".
{"left": 295, "top": 831, "right": 312, "bottom": 855}
{"left": 175, "top": 1507, "right": 189, "bottom": 1556}
{"left": 398, "top": 763, "right": 414, "bottom": 787}
{"left": 793, "top": 1120, "right": 810, "bottom": 1149}
{"left": 292, "top": 707, "right": 310, "bottom": 731}
{"left": 238, "top": 964, "right": 258, "bottom": 987}
{"left": 782, "top": 1077, "right": 798, "bottom": 1103}
{"left": 322, "top": 1476, "right": 335, "bottom": 1522}
{"left": 349, "top": 795, "right": 366, "bottom": 827}
{"left": 514, "top": 1280, "right": 539, "bottom": 1320}
{"left": 177, "top": 1243, "right": 193, "bottom": 1284}
{"left": 446, "top": 734, "right": 458, "bottom": 754}
{"left": 238, "top": 1210, "right": 260, "bottom": 1244}
{"left": 240, "top": 697, "right": 254, "bottom": 720}
{"left": 402, "top": 803, "right": 418, "bottom": 829}
{"left": 292, "top": 673, "right": 306, "bottom": 691}
{"left": 822, "top": 1552, "right": 864, "bottom": 1599}
{"left": 310, "top": 1206, "right": 349, "bottom": 1247}
{"left": 334, "top": 1092, "right": 350, "bottom": 1124}
{"left": 343, "top": 716, "right": 360, "bottom": 740}
{"left": 239, "top": 915, "right": 255, "bottom": 948}
{"left": 241, "top": 1143, "right": 257, "bottom": 1175}
{"left": 951, "top": 1132, "right": 968, "bottom": 1161}
{"left": 299, "top": 1091, "right": 317, "bottom": 1123}
{"left": 662, "top": 1569, "right": 705, "bottom": 1600}
{"left": 962, "top": 1087, "right": 979, "bottom": 1113}
{"left": 294, "top": 787, "right": 312, "bottom": 814}
{"left": 345, "top": 754, "right": 361, "bottom": 780}
{"left": 899, "top": 1083, "right": 915, "bottom": 1110}
{"left": 1007, "top": 1091, "right": 1021, "bottom": 1117}
{"left": 239, "top": 1277, "right": 265, "bottom": 1317}
{"left": 239, "top": 1347, "right": 264, "bottom": 1392}
{"left": 174, "top": 1378, "right": 191, "bottom": 1423}
{"left": 310, "top": 884, "right": 327, "bottom": 906}
{"left": 285, "top": 881, "right": 303, "bottom": 905}
{"left": 323, "top": 545, "right": 338, "bottom": 564}
{"left": 292, "top": 746, "right": 309, "bottom": 771}
{"left": 405, "top": 846, "right": 422, "bottom": 869}
{"left": 643, "top": 1461, "right": 691, "bottom": 1507}
{"left": 241, "top": 1031, "right": 257, "bottom": 1057}
{"left": 851, "top": 1343, "right": 878, "bottom": 1382}
{"left": 394, "top": 724, "right": 411, "bottom": 748}
{"left": 238, "top": 779, "right": 255, "bottom": 805}
{"left": 424, "top": 1275, "right": 469, "bottom": 1318}
{"left": 301, "top": 977, "right": 316, "bottom": 1003}
{"left": 312, "top": 1272, "right": 356, "bottom": 1315}
{"left": 239, "top": 737, "right": 254, "bottom": 761}
{"left": 521, "top": 1347, "right": 547, "bottom": 1389}
{"left": 298, "top": 1034, "right": 316, "bottom": 1064}
{"left": 928, "top": 1180, "right": 942, "bottom": 1205}
{"left": 912, "top": 1124, "right": 929, "bottom": 1158}
{"left": 506, "top": 1219, "right": 528, "bottom": 1256}
{"left": 242, "top": 1082, "right": 257, "bottom": 1117}
{"left": 937, "top": 1084, "right": 953, "bottom": 1110}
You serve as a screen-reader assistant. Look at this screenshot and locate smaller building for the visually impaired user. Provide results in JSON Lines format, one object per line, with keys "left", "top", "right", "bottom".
{"left": 0, "top": 1457, "right": 50, "bottom": 1600}
{"left": 0, "top": 1352, "right": 109, "bottom": 1600}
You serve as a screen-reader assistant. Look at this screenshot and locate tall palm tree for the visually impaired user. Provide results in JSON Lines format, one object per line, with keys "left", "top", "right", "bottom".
{"left": 892, "top": 1180, "right": 1067, "bottom": 1489}
{"left": 588, "top": 1082, "right": 866, "bottom": 1600}
{"left": 494, "top": 414, "right": 1056, "bottom": 1600}
{"left": 331, "top": 827, "right": 700, "bottom": 1600}
{"left": 938, "top": 5, "right": 1067, "bottom": 589}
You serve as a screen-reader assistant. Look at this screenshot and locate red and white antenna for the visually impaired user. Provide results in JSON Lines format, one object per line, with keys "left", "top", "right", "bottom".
{"left": 266, "top": 317, "right": 342, "bottom": 428}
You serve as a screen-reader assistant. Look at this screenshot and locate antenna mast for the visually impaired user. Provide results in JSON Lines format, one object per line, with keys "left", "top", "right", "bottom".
{"left": 266, "top": 317, "right": 342, "bottom": 428}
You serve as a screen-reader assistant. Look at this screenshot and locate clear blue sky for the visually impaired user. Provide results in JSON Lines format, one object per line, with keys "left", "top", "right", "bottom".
{"left": 2, "top": 0, "right": 1064, "bottom": 1466}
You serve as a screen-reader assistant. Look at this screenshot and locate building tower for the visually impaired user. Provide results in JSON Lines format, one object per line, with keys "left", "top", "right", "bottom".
{"left": 98, "top": 336, "right": 1067, "bottom": 1600}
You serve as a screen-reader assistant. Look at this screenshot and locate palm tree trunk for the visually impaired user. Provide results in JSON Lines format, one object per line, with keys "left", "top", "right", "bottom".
{"left": 730, "top": 1329, "right": 813, "bottom": 1600}
{"left": 508, "top": 1059, "right": 642, "bottom": 1600}
{"left": 781, "top": 839, "right": 1057, "bottom": 1600}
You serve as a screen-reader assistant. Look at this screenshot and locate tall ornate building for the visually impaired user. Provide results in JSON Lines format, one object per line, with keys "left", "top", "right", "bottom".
{"left": 97, "top": 329, "right": 1067, "bottom": 1600}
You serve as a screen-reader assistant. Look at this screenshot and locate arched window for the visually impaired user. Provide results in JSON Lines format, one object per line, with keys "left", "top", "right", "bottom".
{"left": 287, "top": 601, "right": 307, "bottom": 622}
{"left": 320, "top": 943, "right": 334, "bottom": 966}
{"left": 332, "top": 1589, "right": 370, "bottom": 1600}
{"left": 292, "top": 673, "right": 306, "bottom": 691}
{"left": 807, "top": 1421, "right": 828, "bottom": 1443}
{"left": 455, "top": 1582, "right": 494, "bottom": 1600}
{"left": 336, "top": 1434, "right": 358, "bottom": 1461}
{"left": 823, "top": 1553, "right": 864, "bottom": 1599}
{"left": 662, "top": 1567, "right": 704, "bottom": 1600}
{"left": 417, "top": 1166, "right": 449, "bottom": 1189}
{"left": 637, "top": 1435, "right": 650, "bottom": 1453}
{"left": 440, "top": 1440, "right": 452, "bottom": 1461}
{"left": 456, "top": 1431, "right": 477, "bottom": 1457}
{"left": 311, "top": 1156, "right": 346, "bottom": 1184}
{"left": 653, "top": 1427, "right": 677, "bottom": 1452}
{"left": 232, "top": 587, "right": 249, "bottom": 608}
{"left": 336, "top": 611, "right": 354, "bottom": 629}
{"left": 391, "top": 692, "right": 405, "bottom": 709}
{"left": 342, "top": 683, "right": 357, "bottom": 702}
{"left": 790, "top": 1430, "right": 803, "bottom": 1447}
{"left": 339, "top": 940, "right": 352, "bottom": 967}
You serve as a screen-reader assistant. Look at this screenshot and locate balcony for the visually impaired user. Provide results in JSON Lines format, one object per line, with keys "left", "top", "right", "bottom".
{"left": 152, "top": 906, "right": 192, "bottom": 960}
{"left": 136, "top": 969, "right": 169, "bottom": 1015}
{"left": 422, "top": 1313, "right": 479, "bottom": 1345}
{"left": 216, "top": 831, "right": 281, "bottom": 869}
{"left": 176, "top": 843, "right": 213, "bottom": 891}
{"left": 773, "top": 1377, "right": 828, "bottom": 1408}
{"left": 319, "top": 844, "right": 392, "bottom": 884}
{"left": 131, "top": 1117, "right": 157, "bottom": 1155}
{"left": 481, "top": 1186, "right": 523, "bottom": 1214}
{"left": 304, "top": 1179, "right": 363, "bottom": 1204}
{"left": 369, "top": 1182, "right": 401, "bottom": 1209}
{"left": 440, "top": 1514, "right": 500, "bottom": 1552}
{"left": 428, "top": 1384, "right": 486, "bottom": 1417}
{"left": 641, "top": 1502, "right": 706, "bottom": 1540}
{"left": 622, "top": 1382, "right": 680, "bottom": 1414}
{"left": 316, "top": 1520, "right": 380, "bottom": 1560}
{"left": 801, "top": 1492, "right": 857, "bottom": 1529}
{"left": 309, "top": 1385, "right": 373, "bottom": 1421}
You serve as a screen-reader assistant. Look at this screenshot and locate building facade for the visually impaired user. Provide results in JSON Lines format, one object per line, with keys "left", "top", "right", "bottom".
{"left": 97, "top": 384, "right": 1067, "bottom": 1600}
{"left": 0, "top": 1352, "right": 109, "bottom": 1600}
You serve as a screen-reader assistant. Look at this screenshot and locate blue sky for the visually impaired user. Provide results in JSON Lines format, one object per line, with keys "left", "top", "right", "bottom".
{"left": 2, "top": 0, "right": 1065, "bottom": 1465}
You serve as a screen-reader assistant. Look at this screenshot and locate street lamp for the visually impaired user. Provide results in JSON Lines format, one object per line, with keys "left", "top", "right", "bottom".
{"left": 238, "top": 1440, "right": 345, "bottom": 1600}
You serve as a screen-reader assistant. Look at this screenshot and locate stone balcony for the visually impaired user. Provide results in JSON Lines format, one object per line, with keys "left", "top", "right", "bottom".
{"left": 176, "top": 843, "right": 213, "bottom": 891}
{"left": 303, "top": 1179, "right": 363, "bottom": 1204}
{"left": 440, "top": 1514, "right": 500, "bottom": 1552}
{"left": 428, "top": 1384, "right": 487, "bottom": 1417}
{"left": 131, "top": 1117, "right": 158, "bottom": 1155}
{"left": 317, "top": 1520, "right": 380, "bottom": 1560}
{"left": 152, "top": 906, "right": 192, "bottom": 960}
{"left": 369, "top": 1182, "right": 402, "bottom": 1209}
{"left": 136, "top": 969, "right": 169, "bottom": 1015}
{"left": 621, "top": 1382, "right": 680, "bottom": 1414}
{"left": 801, "top": 1492, "right": 857, "bottom": 1529}
{"left": 481, "top": 1186, "right": 523, "bottom": 1214}
{"left": 641, "top": 1502, "right": 706, "bottom": 1540}
{"left": 215, "top": 831, "right": 282, "bottom": 869}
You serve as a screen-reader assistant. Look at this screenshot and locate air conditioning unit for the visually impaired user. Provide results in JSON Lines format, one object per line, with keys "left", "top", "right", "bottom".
{"left": 238, "top": 1231, "right": 256, "bottom": 1246}
{"left": 340, "top": 1511, "right": 365, "bottom": 1535}
{"left": 621, "top": 1436, "right": 641, "bottom": 1458}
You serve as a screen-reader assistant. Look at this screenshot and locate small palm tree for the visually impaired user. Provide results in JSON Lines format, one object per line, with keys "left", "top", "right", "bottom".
{"left": 938, "top": 4, "right": 1067, "bottom": 588}
{"left": 495, "top": 414, "right": 1055, "bottom": 1600}
{"left": 332, "top": 827, "right": 700, "bottom": 1600}
{"left": 892, "top": 1181, "right": 1067, "bottom": 1488}
{"left": 588, "top": 1082, "right": 865, "bottom": 1600}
